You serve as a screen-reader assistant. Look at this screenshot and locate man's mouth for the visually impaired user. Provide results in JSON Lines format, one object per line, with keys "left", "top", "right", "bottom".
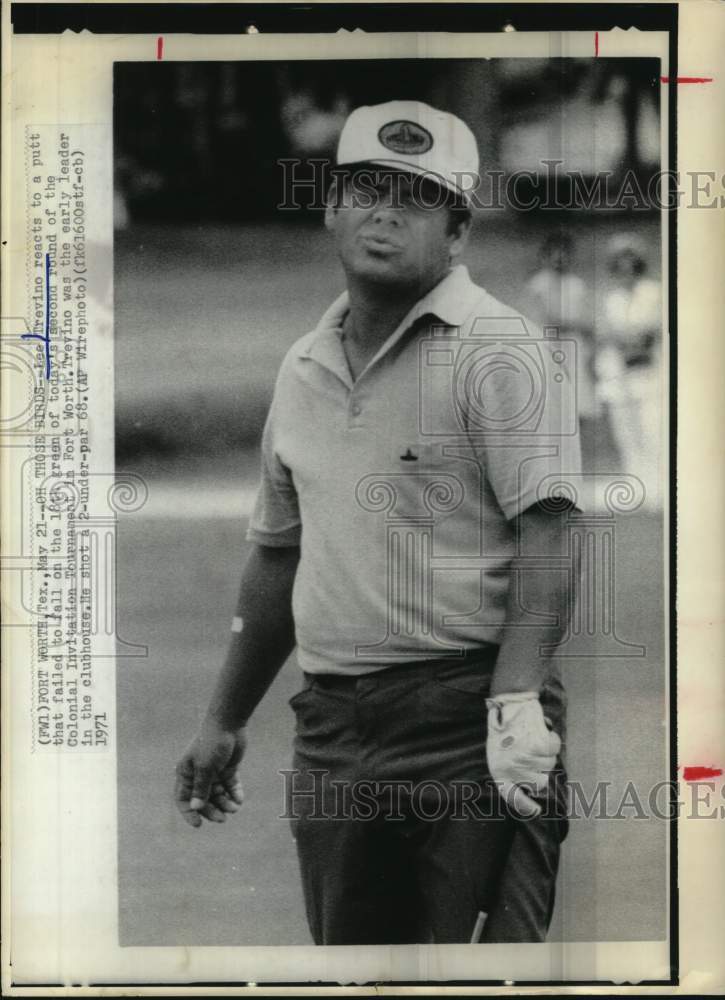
{"left": 359, "top": 232, "right": 403, "bottom": 254}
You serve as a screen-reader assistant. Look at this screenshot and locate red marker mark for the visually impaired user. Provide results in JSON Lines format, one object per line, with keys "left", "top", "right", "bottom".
{"left": 594, "top": 31, "right": 599, "bottom": 57}
{"left": 683, "top": 766, "right": 723, "bottom": 782}
{"left": 157, "top": 36, "right": 164, "bottom": 60}
{"left": 660, "top": 76, "right": 712, "bottom": 84}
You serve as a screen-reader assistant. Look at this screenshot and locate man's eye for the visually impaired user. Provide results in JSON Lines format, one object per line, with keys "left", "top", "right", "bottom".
{"left": 350, "top": 186, "right": 372, "bottom": 204}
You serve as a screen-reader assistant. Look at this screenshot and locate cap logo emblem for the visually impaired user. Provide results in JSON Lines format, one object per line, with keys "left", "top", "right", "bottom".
{"left": 378, "top": 120, "right": 433, "bottom": 155}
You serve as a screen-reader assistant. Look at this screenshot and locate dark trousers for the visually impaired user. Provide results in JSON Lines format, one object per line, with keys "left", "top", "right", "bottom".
{"left": 286, "top": 651, "right": 568, "bottom": 945}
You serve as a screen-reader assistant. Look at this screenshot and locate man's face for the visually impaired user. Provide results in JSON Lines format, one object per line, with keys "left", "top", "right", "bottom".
{"left": 612, "top": 250, "right": 642, "bottom": 287}
{"left": 325, "top": 170, "right": 469, "bottom": 292}
{"left": 549, "top": 245, "right": 570, "bottom": 274}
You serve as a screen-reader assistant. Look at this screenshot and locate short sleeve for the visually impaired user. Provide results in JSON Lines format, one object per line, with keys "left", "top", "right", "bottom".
{"left": 468, "top": 337, "right": 583, "bottom": 520}
{"left": 245, "top": 386, "right": 302, "bottom": 548}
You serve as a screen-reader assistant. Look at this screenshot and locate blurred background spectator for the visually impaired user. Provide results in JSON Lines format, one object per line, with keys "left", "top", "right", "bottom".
{"left": 597, "top": 234, "right": 663, "bottom": 507}
{"left": 523, "top": 231, "right": 602, "bottom": 467}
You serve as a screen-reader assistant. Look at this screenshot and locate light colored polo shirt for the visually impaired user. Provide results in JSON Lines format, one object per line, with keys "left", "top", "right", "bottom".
{"left": 246, "top": 265, "right": 581, "bottom": 675}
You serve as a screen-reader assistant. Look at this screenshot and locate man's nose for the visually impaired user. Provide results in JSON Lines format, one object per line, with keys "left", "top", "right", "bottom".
{"left": 371, "top": 203, "right": 402, "bottom": 226}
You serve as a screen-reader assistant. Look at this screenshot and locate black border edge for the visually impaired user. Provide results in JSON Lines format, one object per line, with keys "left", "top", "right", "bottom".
{"left": 13, "top": 3, "right": 678, "bottom": 36}
{"left": 667, "top": 2, "right": 679, "bottom": 987}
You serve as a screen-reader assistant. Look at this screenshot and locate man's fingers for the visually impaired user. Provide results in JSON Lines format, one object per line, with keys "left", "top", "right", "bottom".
{"left": 213, "top": 796, "right": 240, "bottom": 814}
{"left": 511, "top": 754, "right": 557, "bottom": 781}
{"left": 511, "top": 785, "right": 542, "bottom": 818}
{"left": 499, "top": 781, "right": 542, "bottom": 818}
{"left": 179, "top": 804, "right": 204, "bottom": 828}
{"left": 503, "top": 772, "right": 550, "bottom": 795}
{"left": 198, "top": 802, "right": 227, "bottom": 823}
{"left": 174, "top": 731, "right": 245, "bottom": 825}
{"left": 222, "top": 773, "right": 245, "bottom": 806}
{"left": 190, "top": 764, "right": 216, "bottom": 812}
{"left": 502, "top": 729, "right": 560, "bottom": 759}
{"left": 175, "top": 770, "right": 204, "bottom": 827}
{"left": 174, "top": 759, "right": 203, "bottom": 822}
{"left": 212, "top": 782, "right": 241, "bottom": 813}
{"left": 527, "top": 729, "right": 561, "bottom": 757}
{"left": 527, "top": 771, "right": 552, "bottom": 795}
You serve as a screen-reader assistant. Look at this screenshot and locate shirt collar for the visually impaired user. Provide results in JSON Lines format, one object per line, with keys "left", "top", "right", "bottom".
{"left": 404, "top": 264, "right": 484, "bottom": 329}
{"left": 298, "top": 265, "right": 483, "bottom": 382}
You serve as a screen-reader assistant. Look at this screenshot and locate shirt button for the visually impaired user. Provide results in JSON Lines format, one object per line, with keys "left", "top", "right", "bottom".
{"left": 351, "top": 403, "right": 362, "bottom": 417}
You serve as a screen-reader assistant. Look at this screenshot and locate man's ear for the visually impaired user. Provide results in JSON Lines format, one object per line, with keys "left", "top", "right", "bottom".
{"left": 324, "top": 201, "right": 337, "bottom": 232}
{"left": 324, "top": 179, "right": 341, "bottom": 232}
{"left": 448, "top": 214, "right": 472, "bottom": 262}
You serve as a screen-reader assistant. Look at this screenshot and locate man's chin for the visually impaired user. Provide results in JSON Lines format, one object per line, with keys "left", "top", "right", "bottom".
{"left": 348, "top": 254, "right": 416, "bottom": 286}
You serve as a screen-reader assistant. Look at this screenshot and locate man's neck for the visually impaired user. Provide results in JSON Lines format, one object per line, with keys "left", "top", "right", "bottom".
{"left": 343, "top": 268, "right": 451, "bottom": 354}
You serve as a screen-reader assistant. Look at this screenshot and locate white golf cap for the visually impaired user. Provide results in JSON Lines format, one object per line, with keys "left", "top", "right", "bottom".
{"left": 336, "top": 100, "right": 479, "bottom": 202}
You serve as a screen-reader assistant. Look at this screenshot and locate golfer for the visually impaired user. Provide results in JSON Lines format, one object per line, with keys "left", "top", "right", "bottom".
{"left": 175, "top": 100, "right": 581, "bottom": 945}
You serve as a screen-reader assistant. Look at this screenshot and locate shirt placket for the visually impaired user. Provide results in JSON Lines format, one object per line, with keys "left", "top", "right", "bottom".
{"left": 347, "top": 367, "right": 374, "bottom": 429}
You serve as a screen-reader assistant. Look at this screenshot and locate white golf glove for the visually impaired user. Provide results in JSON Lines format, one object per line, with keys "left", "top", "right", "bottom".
{"left": 485, "top": 692, "right": 561, "bottom": 818}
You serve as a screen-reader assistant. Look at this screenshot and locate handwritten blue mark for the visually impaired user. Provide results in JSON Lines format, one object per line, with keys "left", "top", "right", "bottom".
{"left": 22, "top": 252, "right": 52, "bottom": 379}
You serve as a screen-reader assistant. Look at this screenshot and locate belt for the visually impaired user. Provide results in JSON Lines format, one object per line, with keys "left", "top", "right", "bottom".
{"left": 304, "top": 646, "right": 499, "bottom": 690}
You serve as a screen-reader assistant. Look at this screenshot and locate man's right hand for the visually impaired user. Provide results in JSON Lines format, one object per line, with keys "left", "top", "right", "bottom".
{"left": 485, "top": 693, "right": 560, "bottom": 819}
{"left": 174, "top": 717, "right": 247, "bottom": 828}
